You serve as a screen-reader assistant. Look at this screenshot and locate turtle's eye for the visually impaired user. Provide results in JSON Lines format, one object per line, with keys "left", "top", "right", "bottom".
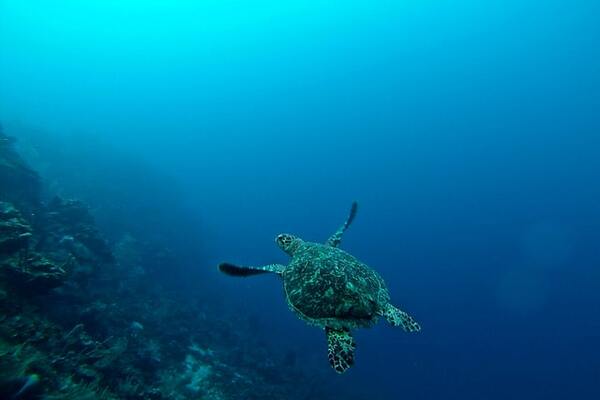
{"left": 276, "top": 234, "right": 291, "bottom": 248}
{"left": 276, "top": 234, "right": 297, "bottom": 255}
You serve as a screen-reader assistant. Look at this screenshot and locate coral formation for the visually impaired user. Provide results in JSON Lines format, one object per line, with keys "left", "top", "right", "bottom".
{"left": 0, "top": 126, "right": 352, "bottom": 399}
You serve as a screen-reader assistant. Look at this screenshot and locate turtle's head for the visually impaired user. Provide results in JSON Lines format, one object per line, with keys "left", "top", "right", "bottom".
{"left": 276, "top": 233, "right": 301, "bottom": 256}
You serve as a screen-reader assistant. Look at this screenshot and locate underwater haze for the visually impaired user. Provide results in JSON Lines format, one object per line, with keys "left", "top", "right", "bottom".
{"left": 1, "top": 1, "right": 600, "bottom": 399}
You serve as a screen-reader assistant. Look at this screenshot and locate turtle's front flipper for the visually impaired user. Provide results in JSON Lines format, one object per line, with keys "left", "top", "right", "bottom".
{"left": 326, "top": 201, "right": 358, "bottom": 248}
{"left": 326, "top": 327, "right": 356, "bottom": 374}
{"left": 218, "top": 262, "right": 285, "bottom": 277}
{"left": 382, "top": 304, "right": 421, "bottom": 332}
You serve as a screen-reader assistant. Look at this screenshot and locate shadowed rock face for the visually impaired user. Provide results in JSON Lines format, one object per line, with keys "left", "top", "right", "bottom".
{"left": 39, "top": 197, "right": 114, "bottom": 264}
{"left": 0, "top": 129, "right": 41, "bottom": 216}
{"left": 0, "top": 201, "right": 67, "bottom": 294}
{"left": 2, "top": 254, "right": 67, "bottom": 293}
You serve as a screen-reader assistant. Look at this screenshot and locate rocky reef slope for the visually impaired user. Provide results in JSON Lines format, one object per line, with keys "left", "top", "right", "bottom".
{"left": 0, "top": 126, "right": 341, "bottom": 400}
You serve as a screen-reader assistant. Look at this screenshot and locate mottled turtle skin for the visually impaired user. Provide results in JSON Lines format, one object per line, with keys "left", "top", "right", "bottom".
{"left": 219, "top": 202, "right": 420, "bottom": 373}
{"left": 282, "top": 240, "right": 389, "bottom": 330}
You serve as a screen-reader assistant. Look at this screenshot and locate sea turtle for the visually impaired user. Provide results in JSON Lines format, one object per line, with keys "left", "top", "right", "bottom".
{"left": 219, "top": 202, "right": 420, "bottom": 373}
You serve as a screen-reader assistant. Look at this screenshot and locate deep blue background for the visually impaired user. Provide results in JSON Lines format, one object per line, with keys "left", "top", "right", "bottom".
{"left": 1, "top": 1, "right": 600, "bottom": 398}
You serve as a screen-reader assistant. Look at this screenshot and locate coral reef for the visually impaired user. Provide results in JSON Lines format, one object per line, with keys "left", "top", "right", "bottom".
{"left": 0, "top": 127, "right": 349, "bottom": 399}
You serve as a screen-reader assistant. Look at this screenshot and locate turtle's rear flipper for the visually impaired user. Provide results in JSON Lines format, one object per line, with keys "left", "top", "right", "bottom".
{"left": 326, "top": 201, "right": 358, "bottom": 248}
{"left": 326, "top": 327, "right": 356, "bottom": 374}
{"left": 218, "top": 262, "right": 285, "bottom": 277}
{"left": 382, "top": 304, "right": 421, "bottom": 332}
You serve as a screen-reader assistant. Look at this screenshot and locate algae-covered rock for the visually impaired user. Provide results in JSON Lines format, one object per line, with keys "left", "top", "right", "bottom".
{"left": 1, "top": 253, "right": 67, "bottom": 293}
{"left": 0, "top": 202, "right": 32, "bottom": 254}
{"left": 39, "top": 197, "right": 114, "bottom": 264}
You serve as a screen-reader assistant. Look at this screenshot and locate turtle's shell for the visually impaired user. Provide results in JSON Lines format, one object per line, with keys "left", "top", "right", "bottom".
{"left": 282, "top": 241, "right": 390, "bottom": 330}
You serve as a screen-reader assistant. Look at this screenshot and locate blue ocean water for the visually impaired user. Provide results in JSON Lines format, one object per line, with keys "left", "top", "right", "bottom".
{"left": 1, "top": 1, "right": 599, "bottom": 399}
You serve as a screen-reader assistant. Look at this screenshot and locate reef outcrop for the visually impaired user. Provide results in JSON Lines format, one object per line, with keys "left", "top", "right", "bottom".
{"left": 0, "top": 125, "right": 347, "bottom": 400}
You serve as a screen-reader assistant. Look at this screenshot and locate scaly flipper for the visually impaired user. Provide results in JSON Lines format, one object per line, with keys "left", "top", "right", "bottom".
{"left": 326, "top": 327, "right": 356, "bottom": 373}
{"left": 382, "top": 303, "right": 421, "bottom": 332}
{"left": 218, "top": 262, "right": 285, "bottom": 277}
{"left": 326, "top": 201, "right": 358, "bottom": 248}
